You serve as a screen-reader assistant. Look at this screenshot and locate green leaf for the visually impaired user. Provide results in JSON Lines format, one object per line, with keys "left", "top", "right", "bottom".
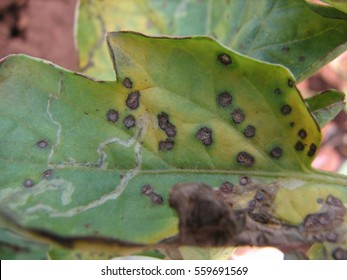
{"left": 0, "top": 229, "right": 49, "bottom": 260}
{"left": 76, "top": 0, "right": 347, "bottom": 82}
{"left": 306, "top": 90, "right": 345, "bottom": 127}
{"left": 1, "top": 32, "right": 347, "bottom": 259}
{"left": 323, "top": 0, "right": 347, "bottom": 13}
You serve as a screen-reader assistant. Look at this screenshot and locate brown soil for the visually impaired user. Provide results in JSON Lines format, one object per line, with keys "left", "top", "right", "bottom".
{"left": 0, "top": 0, "right": 77, "bottom": 70}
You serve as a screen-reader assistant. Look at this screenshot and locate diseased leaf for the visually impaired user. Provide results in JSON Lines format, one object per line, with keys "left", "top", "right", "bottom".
{"left": 76, "top": 0, "right": 347, "bottom": 82}
{"left": 306, "top": 90, "right": 345, "bottom": 127}
{"left": 1, "top": 32, "right": 347, "bottom": 259}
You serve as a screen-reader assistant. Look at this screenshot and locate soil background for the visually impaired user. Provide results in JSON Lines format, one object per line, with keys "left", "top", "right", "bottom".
{"left": 0, "top": 0, "right": 77, "bottom": 70}
{"left": 1, "top": 0, "right": 347, "bottom": 172}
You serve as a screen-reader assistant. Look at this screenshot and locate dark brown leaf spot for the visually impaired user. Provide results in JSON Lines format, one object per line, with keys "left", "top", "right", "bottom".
{"left": 141, "top": 184, "right": 153, "bottom": 196}
{"left": 151, "top": 193, "right": 164, "bottom": 204}
{"left": 298, "top": 129, "right": 307, "bottom": 139}
{"left": 295, "top": 141, "right": 305, "bottom": 151}
{"left": 42, "top": 169, "right": 54, "bottom": 179}
{"left": 218, "top": 53, "right": 232, "bottom": 65}
{"left": 159, "top": 138, "right": 175, "bottom": 151}
{"left": 157, "top": 112, "right": 169, "bottom": 129}
{"left": 317, "top": 212, "right": 330, "bottom": 225}
{"left": 196, "top": 127, "right": 213, "bottom": 146}
{"left": 23, "top": 179, "right": 34, "bottom": 188}
{"left": 231, "top": 108, "right": 245, "bottom": 124}
{"left": 304, "top": 212, "right": 330, "bottom": 229}
{"left": 313, "top": 233, "right": 326, "bottom": 242}
{"left": 165, "top": 123, "right": 176, "bottom": 137}
{"left": 237, "top": 151, "right": 255, "bottom": 167}
{"left": 123, "top": 115, "right": 136, "bottom": 129}
{"left": 288, "top": 79, "right": 295, "bottom": 87}
{"left": 220, "top": 181, "right": 233, "bottom": 193}
{"left": 308, "top": 143, "right": 317, "bottom": 157}
{"left": 239, "top": 176, "right": 251, "bottom": 186}
{"left": 298, "top": 56, "right": 305, "bottom": 62}
{"left": 270, "top": 147, "right": 283, "bottom": 159}
{"left": 326, "top": 195, "right": 344, "bottom": 208}
{"left": 37, "top": 140, "right": 48, "bottom": 149}
{"left": 217, "top": 92, "right": 232, "bottom": 107}
{"left": 106, "top": 109, "right": 119, "bottom": 122}
{"left": 126, "top": 91, "right": 140, "bottom": 110}
{"left": 274, "top": 88, "right": 282, "bottom": 95}
{"left": 290, "top": 122, "right": 295, "bottom": 127}
{"left": 122, "top": 77, "right": 133, "bottom": 89}
{"left": 157, "top": 112, "right": 176, "bottom": 137}
{"left": 281, "top": 46, "right": 290, "bottom": 53}
{"left": 157, "top": 112, "right": 169, "bottom": 130}
{"left": 255, "top": 190, "right": 266, "bottom": 201}
{"left": 281, "top": 104, "right": 292, "bottom": 115}
{"left": 244, "top": 125, "right": 256, "bottom": 138}
{"left": 303, "top": 214, "right": 317, "bottom": 229}
{"left": 332, "top": 247, "right": 347, "bottom": 260}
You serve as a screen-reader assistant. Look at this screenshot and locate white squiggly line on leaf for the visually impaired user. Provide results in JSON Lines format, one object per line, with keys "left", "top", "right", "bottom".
{"left": 24, "top": 114, "right": 149, "bottom": 218}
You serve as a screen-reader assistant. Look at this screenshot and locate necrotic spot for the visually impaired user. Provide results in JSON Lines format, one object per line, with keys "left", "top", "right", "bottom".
{"left": 123, "top": 115, "right": 136, "bottom": 128}
{"left": 159, "top": 138, "right": 175, "bottom": 151}
{"left": 126, "top": 91, "right": 140, "bottom": 110}
{"left": 313, "top": 234, "right": 325, "bottom": 242}
{"left": 37, "top": 140, "right": 48, "bottom": 149}
{"left": 274, "top": 88, "right": 282, "bottom": 95}
{"left": 157, "top": 112, "right": 176, "bottom": 137}
{"left": 290, "top": 122, "right": 295, "bottom": 127}
{"left": 308, "top": 143, "right": 317, "bottom": 157}
{"left": 158, "top": 112, "right": 169, "bottom": 130}
{"left": 151, "top": 193, "right": 164, "bottom": 204}
{"left": 43, "top": 169, "right": 54, "bottom": 179}
{"left": 218, "top": 53, "right": 232, "bottom": 65}
{"left": 244, "top": 125, "right": 256, "bottom": 138}
{"left": 281, "top": 105, "right": 292, "bottom": 115}
{"left": 303, "top": 214, "right": 317, "bottom": 229}
{"left": 220, "top": 181, "right": 233, "bottom": 193}
{"left": 298, "top": 129, "right": 307, "bottom": 139}
{"left": 165, "top": 123, "right": 176, "bottom": 137}
{"left": 332, "top": 248, "right": 347, "bottom": 260}
{"left": 281, "top": 46, "right": 290, "bottom": 53}
{"left": 288, "top": 79, "right": 295, "bottom": 87}
{"left": 23, "top": 179, "right": 34, "bottom": 188}
{"left": 217, "top": 92, "right": 232, "bottom": 107}
{"left": 255, "top": 190, "right": 266, "bottom": 201}
{"left": 304, "top": 212, "right": 331, "bottom": 229}
{"left": 141, "top": 184, "right": 153, "bottom": 196}
{"left": 239, "top": 176, "right": 251, "bottom": 186}
{"left": 317, "top": 212, "right": 330, "bottom": 225}
{"left": 326, "top": 195, "right": 344, "bottom": 208}
{"left": 196, "top": 127, "right": 213, "bottom": 146}
{"left": 106, "top": 109, "right": 119, "bottom": 122}
{"left": 270, "top": 147, "right": 283, "bottom": 159}
{"left": 295, "top": 141, "right": 305, "bottom": 151}
{"left": 123, "top": 77, "right": 133, "bottom": 89}
{"left": 231, "top": 108, "right": 245, "bottom": 124}
{"left": 237, "top": 151, "right": 255, "bottom": 167}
